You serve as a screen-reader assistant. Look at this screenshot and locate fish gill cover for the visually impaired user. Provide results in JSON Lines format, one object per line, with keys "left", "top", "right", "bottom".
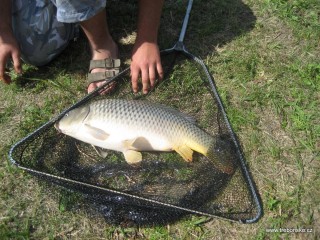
{"left": 8, "top": 0, "right": 262, "bottom": 226}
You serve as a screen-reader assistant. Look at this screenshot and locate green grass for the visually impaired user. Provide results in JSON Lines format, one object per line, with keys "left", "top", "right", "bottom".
{"left": 1, "top": 0, "right": 319, "bottom": 239}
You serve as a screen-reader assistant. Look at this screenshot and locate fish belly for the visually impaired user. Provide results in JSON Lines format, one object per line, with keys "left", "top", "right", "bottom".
{"left": 75, "top": 123, "right": 173, "bottom": 153}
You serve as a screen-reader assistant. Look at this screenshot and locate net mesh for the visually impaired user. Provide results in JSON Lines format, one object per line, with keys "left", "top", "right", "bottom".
{"left": 9, "top": 53, "right": 261, "bottom": 225}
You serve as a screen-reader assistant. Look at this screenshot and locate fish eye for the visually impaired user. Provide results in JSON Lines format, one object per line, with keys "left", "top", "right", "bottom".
{"left": 65, "top": 113, "right": 69, "bottom": 117}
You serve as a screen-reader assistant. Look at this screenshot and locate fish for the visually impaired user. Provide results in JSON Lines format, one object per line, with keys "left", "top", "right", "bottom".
{"left": 55, "top": 99, "right": 234, "bottom": 174}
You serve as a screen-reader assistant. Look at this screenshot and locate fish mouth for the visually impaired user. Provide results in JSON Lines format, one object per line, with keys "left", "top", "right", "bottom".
{"left": 54, "top": 122, "right": 61, "bottom": 133}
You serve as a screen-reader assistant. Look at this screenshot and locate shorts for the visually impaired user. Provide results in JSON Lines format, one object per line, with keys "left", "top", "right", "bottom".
{"left": 51, "top": 0, "right": 106, "bottom": 23}
{"left": 12, "top": 0, "right": 106, "bottom": 66}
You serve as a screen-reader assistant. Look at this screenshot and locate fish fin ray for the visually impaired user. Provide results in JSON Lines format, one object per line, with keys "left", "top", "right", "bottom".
{"left": 83, "top": 124, "right": 109, "bottom": 141}
{"left": 159, "top": 105, "right": 196, "bottom": 124}
{"left": 123, "top": 150, "right": 142, "bottom": 164}
{"left": 142, "top": 101, "right": 196, "bottom": 124}
{"left": 179, "top": 113, "right": 196, "bottom": 124}
{"left": 92, "top": 145, "right": 109, "bottom": 158}
{"left": 122, "top": 139, "right": 135, "bottom": 149}
{"left": 174, "top": 145, "right": 194, "bottom": 162}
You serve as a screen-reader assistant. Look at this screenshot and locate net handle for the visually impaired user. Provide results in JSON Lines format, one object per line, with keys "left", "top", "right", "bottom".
{"left": 178, "top": 0, "right": 193, "bottom": 43}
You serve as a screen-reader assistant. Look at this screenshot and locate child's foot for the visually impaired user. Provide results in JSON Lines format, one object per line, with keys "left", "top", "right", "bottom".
{"left": 87, "top": 40, "right": 120, "bottom": 94}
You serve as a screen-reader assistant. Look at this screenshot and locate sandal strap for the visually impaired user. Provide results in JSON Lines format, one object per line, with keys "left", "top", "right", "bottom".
{"left": 89, "top": 58, "right": 121, "bottom": 72}
{"left": 87, "top": 69, "right": 120, "bottom": 84}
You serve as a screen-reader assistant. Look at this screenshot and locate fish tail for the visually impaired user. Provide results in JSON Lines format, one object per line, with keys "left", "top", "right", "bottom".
{"left": 206, "top": 137, "right": 235, "bottom": 175}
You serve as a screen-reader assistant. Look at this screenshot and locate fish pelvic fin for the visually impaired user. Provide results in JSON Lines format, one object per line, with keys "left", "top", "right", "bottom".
{"left": 205, "top": 138, "right": 235, "bottom": 175}
{"left": 123, "top": 150, "right": 142, "bottom": 165}
{"left": 174, "top": 144, "right": 194, "bottom": 162}
{"left": 123, "top": 137, "right": 154, "bottom": 151}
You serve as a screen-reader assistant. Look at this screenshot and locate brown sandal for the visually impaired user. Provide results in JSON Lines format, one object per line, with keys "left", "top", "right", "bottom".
{"left": 87, "top": 58, "right": 121, "bottom": 86}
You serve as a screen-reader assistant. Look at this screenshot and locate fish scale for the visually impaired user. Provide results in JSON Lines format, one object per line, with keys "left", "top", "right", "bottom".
{"left": 91, "top": 100, "right": 192, "bottom": 138}
{"left": 87, "top": 99, "right": 211, "bottom": 155}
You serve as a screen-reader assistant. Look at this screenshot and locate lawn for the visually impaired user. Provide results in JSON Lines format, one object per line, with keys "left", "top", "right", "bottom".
{"left": 0, "top": 0, "right": 319, "bottom": 239}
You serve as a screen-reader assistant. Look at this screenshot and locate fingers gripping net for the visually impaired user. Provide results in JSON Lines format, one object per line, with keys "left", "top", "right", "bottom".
{"left": 9, "top": 52, "right": 262, "bottom": 225}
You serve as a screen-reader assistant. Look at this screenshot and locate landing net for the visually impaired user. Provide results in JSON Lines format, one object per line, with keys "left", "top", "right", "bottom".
{"left": 9, "top": 0, "right": 262, "bottom": 225}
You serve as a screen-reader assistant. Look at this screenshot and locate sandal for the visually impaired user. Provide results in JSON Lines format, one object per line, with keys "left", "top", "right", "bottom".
{"left": 87, "top": 58, "right": 121, "bottom": 89}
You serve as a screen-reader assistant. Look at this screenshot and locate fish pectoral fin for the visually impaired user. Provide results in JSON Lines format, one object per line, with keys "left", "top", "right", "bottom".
{"left": 83, "top": 124, "right": 109, "bottom": 141}
{"left": 92, "top": 145, "right": 109, "bottom": 158}
{"left": 123, "top": 150, "right": 142, "bottom": 164}
{"left": 174, "top": 145, "right": 194, "bottom": 162}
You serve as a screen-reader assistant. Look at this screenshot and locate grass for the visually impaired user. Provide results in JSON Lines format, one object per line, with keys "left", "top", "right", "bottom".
{"left": 1, "top": 0, "right": 319, "bottom": 239}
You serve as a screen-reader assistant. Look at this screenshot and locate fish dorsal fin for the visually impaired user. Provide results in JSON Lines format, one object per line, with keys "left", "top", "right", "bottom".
{"left": 83, "top": 124, "right": 109, "bottom": 141}
{"left": 155, "top": 103, "right": 196, "bottom": 124}
{"left": 177, "top": 112, "right": 196, "bottom": 124}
